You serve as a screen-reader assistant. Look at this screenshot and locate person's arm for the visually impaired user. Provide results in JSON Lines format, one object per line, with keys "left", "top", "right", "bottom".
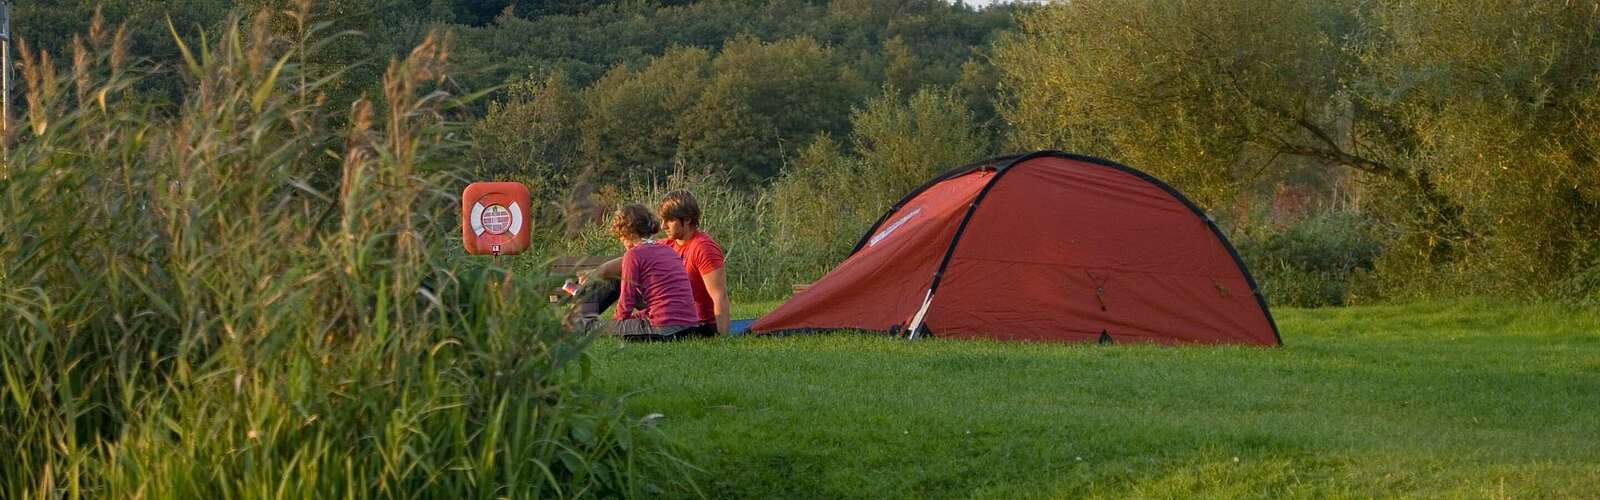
{"left": 581, "top": 257, "right": 623, "bottom": 284}
{"left": 692, "top": 239, "right": 730, "bottom": 334}
{"left": 614, "top": 252, "right": 638, "bottom": 321}
{"left": 702, "top": 266, "right": 731, "bottom": 334}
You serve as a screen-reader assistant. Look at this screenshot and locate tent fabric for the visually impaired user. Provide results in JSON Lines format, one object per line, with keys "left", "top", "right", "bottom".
{"left": 749, "top": 151, "right": 1281, "bottom": 346}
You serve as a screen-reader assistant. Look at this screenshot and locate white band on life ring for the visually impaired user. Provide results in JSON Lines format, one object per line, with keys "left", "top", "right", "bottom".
{"left": 508, "top": 202, "right": 523, "bottom": 236}
{"left": 470, "top": 202, "right": 486, "bottom": 236}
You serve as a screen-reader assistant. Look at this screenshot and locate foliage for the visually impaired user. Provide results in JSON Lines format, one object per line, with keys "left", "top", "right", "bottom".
{"left": 450, "top": 0, "right": 1016, "bottom": 92}
{"left": 1355, "top": 0, "right": 1600, "bottom": 299}
{"left": 767, "top": 136, "right": 868, "bottom": 283}
{"left": 449, "top": 0, "right": 641, "bottom": 25}
{"left": 0, "top": 14, "right": 693, "bottom": 498}
{"left": 14, "top": 0, "right": 440, "bottom": 106}
{"left": 993, "top": 0, "right": 1357, "bottom": 209}
{"left": 579, "top": 46, "right": 717, "bottom": 185}
{"left": 767, "top": 86, "right": 991, "bottom": 289}
{"left": 852, "top": 85, "right": 993, "bottom": 196}
{"left": 994, "top": 0, "right": 1600, "bottom": 301}
{"left": 1557, "top": 254, "right": 1600, "bottom": 308}
{"left": 14, "top": 0, "right": 1017, "bottom": 231}
{"left": 677, "top": 35, "right": 861, "bottom": 184}
{"left": 1230, "top": 211, "right": 1384, "bottom": 307}
{"left": 11, "top": 0, "right": 233, "bottom": 101}
{"left": 485, "top": 32, "right": 967, "bottom": 192}
{"left": 520, "top": 80, "right": 991, "bottom": 300}
{"left": 469, "top": 72, "right": 585, "bottom": 203}
{"left": 450, "top": 0, "right": 1014, "bottom": 196}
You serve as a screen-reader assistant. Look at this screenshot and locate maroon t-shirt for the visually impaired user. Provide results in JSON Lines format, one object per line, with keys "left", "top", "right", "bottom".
{"left": 660, "top": 231, "right": 725, "bottom": 324}
{"left": 617, "top": 242, "right": 699, "bottom": 327}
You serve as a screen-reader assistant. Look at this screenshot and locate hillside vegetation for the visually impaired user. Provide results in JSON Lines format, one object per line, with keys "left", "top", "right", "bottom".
{"left": 14, "top": 0, "right": 1599, "bottom": 305}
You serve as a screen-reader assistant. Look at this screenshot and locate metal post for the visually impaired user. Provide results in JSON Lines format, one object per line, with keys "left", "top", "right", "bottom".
{"left": 1, "top": 0, "right": 11, "bottom": 135}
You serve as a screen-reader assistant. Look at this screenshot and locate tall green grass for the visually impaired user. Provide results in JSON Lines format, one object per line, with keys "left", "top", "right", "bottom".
{"left": 517, "top": 167, "right": 803, "bottom": 300}
{"left": 1, "top": 11, "right": 692, "bottom": 498}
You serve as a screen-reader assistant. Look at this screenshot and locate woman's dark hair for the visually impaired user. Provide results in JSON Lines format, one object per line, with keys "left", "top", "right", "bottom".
{"left": 658, "top": 190, "right": 701, "bottom": 228}
{"left": 610, "top": 203, "right": 660, "bottom": 239}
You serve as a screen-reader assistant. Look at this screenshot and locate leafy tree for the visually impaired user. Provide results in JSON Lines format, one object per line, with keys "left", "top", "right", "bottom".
{"left": 238, "top": 0, "right": 439, "bottom": 106}
{"left": 449, "top": 0, "right": 626, "bottom": 25}
{"left": 1355, "top": 0, "right": 1600, "bottom": 296}
{"left": 851, "top": 85, "right": 990, "bottom": 201}
{"left": 768, "top": 135, "right": 863, "bottom": 278}
{"left": 994, "top": 0, "right": 1363, "bottom": 209}
{"left": 994, "top": 0, "right": 1600, "bottom": 299}
{"left": 469, "top": 72, "right": 584, "bottom": 204}
{"left": 770, "top": 86, "right": 989, "bottom": 279}
{"left": 678, "top": 35, "right": 863, "bottom": 183}
{"left": 957, "top": 58, "right": 1001, "bottom": 130}
{"left": 12, "top": 1, "right": 232, "bottom": 100}
{"left": 553, "top": 35, "right": 868, "bottom": 187}
{"left": 578, "top": 46, "right": 713, "bottom": 182}
{"left": 880, "top": 36, "right": 919, "bottom": 92}
{"left": 451, "top": 0, "right": 1012, "bottom": 105}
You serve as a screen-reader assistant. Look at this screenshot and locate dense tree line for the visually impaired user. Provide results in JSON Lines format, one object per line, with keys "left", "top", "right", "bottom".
{"left": 12, "top": 0, "right": 1016, "bottom": 191}
{"left": 12, "top": 0, "right": 1012, "bottom": 123}
{"left": 11, "top": 0, "right": 1597, "bottom": 304}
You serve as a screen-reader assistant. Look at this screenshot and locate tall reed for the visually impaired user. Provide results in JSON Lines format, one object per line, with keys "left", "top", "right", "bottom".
{"left": 526, "top": 165, "right": 797, "bottom": 300}
{"left": 1, "top": 8, "right": 694, "bottom": 498}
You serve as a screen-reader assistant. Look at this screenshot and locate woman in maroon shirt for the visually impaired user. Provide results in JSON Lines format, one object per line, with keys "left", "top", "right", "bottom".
{"left": 571, "top": 204, "right": 699, "bottom": 340}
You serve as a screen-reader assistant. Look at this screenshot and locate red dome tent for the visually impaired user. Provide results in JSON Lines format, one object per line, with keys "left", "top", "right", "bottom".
{"left": 749, "top": 151, "right": 1281, "bottom": 346}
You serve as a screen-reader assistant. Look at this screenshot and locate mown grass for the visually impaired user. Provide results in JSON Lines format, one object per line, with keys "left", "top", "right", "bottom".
{"left": 592, "top": 299, "right": 1600, "bottom": 498}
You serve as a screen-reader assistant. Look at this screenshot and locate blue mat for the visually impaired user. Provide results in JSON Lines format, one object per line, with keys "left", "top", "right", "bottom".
{"left": 729, "top": 318, "right": 755, "bottom": 335}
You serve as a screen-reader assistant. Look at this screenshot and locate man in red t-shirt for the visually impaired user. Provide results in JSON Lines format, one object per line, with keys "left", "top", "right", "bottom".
{"left": 655, "top": 191, "right": 729, "bottom": 335}
{"left": 583, "top": 191, "right": 730, "bottom": 335}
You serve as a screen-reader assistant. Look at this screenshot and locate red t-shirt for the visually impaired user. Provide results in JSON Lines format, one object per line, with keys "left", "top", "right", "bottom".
{"left": 659, "top": 230, "right": 724, "bottom": 324}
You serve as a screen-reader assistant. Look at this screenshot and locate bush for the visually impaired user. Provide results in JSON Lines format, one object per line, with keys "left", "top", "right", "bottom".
{"left": 765, "top": 136, "right": 875, "bottom": 292}
{"left": 764, "top": 86, "right": 992, "bottom": 293}
{"left": 0, "top": 14, "right": 693, "bottom": 498}
{"left": 1556, "top": 252, "right": 1600, "bottom": 308}
{"left": 1231, "top": 210, "right": 1384, "bottom": 307}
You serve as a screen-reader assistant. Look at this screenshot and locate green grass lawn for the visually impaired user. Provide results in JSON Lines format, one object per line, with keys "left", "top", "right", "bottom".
{"left": 590, "top": 299, "right": 1600, "bottom": 498}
